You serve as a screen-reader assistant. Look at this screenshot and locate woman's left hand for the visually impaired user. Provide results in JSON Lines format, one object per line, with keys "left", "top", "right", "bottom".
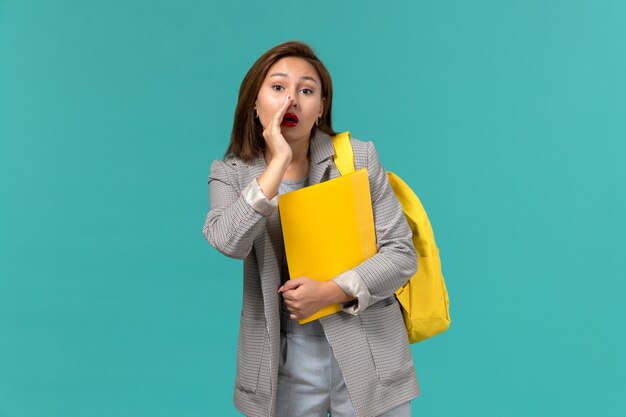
{"left": 278, "top": 277, "right": 333, "bottom": 321}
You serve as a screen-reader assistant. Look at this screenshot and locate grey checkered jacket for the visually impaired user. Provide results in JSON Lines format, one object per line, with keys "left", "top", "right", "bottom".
{"left": 203, "top": 130, "right": 420, "bottom": 417}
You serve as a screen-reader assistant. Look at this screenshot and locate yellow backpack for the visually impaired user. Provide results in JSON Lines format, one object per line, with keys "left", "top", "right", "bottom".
{"left": 332, "top": 132, "right": 451, "bottom": 343}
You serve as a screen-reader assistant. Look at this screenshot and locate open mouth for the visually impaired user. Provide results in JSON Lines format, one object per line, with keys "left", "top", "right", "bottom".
{"left": 281, "top": 113, "right": 299, "bottom": 127}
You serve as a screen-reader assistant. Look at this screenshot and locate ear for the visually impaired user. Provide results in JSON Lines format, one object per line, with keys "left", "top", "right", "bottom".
{"left": 319, "top": 97, "right": 326, "bottom": 118}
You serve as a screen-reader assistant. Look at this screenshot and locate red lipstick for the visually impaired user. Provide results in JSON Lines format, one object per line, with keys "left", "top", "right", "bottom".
{"left": 281, "top": 113, "right": 299, "bottom": 127}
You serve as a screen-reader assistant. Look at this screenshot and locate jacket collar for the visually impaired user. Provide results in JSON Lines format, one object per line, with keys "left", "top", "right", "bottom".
{"left": 309, "top": 128, "right": 336, "bottom": 165}
{"left": 308, "top": 129, "right": 337, "bottom": 185}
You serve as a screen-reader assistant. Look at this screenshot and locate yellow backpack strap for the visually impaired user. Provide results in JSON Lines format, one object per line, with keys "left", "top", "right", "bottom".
{"left": 331, "top": 131, "right": 355, "bottom": 175}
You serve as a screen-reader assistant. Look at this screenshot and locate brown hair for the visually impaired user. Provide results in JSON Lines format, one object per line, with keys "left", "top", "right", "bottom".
{"left": 224, "top": 41, "right": 336, "bottom": 162}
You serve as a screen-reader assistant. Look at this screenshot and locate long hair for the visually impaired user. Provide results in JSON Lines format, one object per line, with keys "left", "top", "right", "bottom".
{"left": 224, "top": 41, "right": 336, "bottom": 161}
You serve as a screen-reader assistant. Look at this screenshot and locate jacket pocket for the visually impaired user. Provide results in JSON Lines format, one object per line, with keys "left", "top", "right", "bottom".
{"left": 235, "top": 313, "right": 267, "bottom": 394}
{"left": 361, "top": 298, "right": 415, "bottom": 386}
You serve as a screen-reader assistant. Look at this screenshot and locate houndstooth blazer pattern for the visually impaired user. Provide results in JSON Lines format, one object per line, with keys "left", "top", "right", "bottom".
{"left": 203, "top": 129, "right": 420, "bottom": 417}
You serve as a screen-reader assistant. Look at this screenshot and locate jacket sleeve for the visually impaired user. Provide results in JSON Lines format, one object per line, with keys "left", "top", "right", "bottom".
{"left": 350, "top": 141, "right": 418, "bottom": 307}
{"left": 202, "top": 160, "right": 276, "bottom": 259}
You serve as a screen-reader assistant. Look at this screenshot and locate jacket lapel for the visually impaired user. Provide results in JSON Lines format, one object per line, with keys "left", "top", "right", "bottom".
{"left": 309, "top": 129, "right": 341, "bottom": 185}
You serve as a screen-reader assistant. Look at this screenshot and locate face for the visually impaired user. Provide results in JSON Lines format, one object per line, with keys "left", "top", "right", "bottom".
{"left": 255, "top": 56, "right": 325, "bottom": 143}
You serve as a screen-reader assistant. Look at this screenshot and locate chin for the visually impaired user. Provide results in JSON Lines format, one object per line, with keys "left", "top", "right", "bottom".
{"left": 282, "top": 126, "right": 312, "bottom": 140}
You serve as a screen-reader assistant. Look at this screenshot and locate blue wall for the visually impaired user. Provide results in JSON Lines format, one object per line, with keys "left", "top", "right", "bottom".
{"left": 1, "top": 1, "right": 625, "bottom": 416}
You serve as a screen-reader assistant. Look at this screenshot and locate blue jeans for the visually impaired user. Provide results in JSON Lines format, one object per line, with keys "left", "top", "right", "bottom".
{"left": 276, "top": 310, "right": 411, "bottom": 417}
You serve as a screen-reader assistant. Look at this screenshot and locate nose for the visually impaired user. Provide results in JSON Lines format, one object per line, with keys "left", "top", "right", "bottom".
{"left": 287, "top": 97, "right": 298, "bottom": 109}
{"left": 287, "top": 89, "right": 298, "bottom": 108}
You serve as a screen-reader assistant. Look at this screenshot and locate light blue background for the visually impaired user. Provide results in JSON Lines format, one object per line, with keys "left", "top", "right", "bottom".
{"left": 1, "top": 1, "right": 625, "bottom": 416}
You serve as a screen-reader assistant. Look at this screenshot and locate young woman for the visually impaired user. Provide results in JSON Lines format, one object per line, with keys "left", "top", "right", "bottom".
{"left": 203, "top": 41, "right": 419, "bottom": 417}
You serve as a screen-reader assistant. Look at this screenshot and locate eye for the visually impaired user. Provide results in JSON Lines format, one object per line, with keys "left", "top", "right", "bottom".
{"left": 301, "top": 88, "right": 314, "bottom": 95}
{"left": 272, "top": 85, "right": 284, "bottom": 92}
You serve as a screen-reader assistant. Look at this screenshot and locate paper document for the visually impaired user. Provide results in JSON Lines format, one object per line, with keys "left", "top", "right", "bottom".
{"left": 278, "top": 168, "right": 377, "bottom": 324}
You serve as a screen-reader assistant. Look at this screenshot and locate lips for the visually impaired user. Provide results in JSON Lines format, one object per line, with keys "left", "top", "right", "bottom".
{"left": 281, "top": 113, "right": 299, "bottom": 127}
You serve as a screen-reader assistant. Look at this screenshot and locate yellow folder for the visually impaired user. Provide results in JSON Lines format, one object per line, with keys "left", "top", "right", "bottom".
{"left": 278, "top": 168, "right": 377, "bottom": 324}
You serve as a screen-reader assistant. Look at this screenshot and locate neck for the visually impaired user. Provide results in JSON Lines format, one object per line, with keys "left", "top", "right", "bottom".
{"left": 289, "top": 137, "right": 310, "bottom": 165}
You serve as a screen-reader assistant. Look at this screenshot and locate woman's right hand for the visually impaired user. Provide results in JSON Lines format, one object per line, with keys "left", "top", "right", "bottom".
{"left": 262, "top": 95, "right": 293, "bottom": 163}
{"left": 256, "top": 96, "right": 294, "bottom": 201}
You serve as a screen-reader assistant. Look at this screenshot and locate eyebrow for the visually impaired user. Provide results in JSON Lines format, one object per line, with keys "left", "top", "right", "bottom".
{"left": 269, "top": 72, "right": 319, "bottom": 84}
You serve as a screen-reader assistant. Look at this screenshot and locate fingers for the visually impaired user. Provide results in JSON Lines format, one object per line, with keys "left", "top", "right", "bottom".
{"left": 275, "top": 95, "right": 292, "bottom": 123}
{"left": 284, "top": 303, "right": 301, "bottom": 321}
{"left": 283, "top": 299, "right": 298, "bottom": 317}
{"left": 278, "top": 278, "right": 301, "bottom": 293}
{"left": 279, "top": 287, "right": 298, "bottom": 300}
{"left": 283, "top": 297, "right": 307, "bottom": 321}
{"left": 266, "top": 95, "right": 292, "bottom": 135}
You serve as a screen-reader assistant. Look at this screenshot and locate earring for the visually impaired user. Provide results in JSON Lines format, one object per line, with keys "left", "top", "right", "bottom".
{"left": 316, "top": 117, "right": 320, "bottom": 126}
{"left": 254, "top": 108, "right": 259, "bottom": 119}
